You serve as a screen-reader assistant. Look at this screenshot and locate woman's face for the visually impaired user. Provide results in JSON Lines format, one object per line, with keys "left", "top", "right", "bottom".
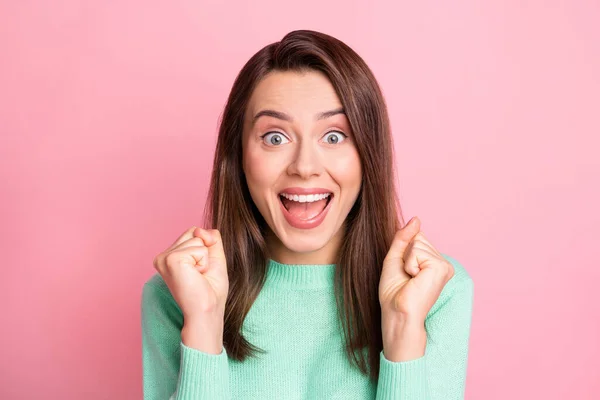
{"left": 242, "top": 70, "right": 362, "bottom": 264}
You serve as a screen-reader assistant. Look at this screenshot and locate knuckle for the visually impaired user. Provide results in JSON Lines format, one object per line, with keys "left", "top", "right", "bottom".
{"left": 164, "top": 251, "right": 179, "bottom": 269}
{"left": 153, "top": 254, "right": 164, "bottom": 271}
{"left": 446, "top": 262, "right": 455, "bottom": 279}
{"left": 415, "top": 232, "right": 427, "bottom": 244}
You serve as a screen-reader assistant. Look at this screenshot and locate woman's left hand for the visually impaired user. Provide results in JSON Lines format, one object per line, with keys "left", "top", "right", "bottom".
{"left": 379, "top": 216, "right": 455, "bottom": 323}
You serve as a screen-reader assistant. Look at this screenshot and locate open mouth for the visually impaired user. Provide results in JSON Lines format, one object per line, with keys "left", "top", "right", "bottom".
{"left": 278, "top": 192, "right": 333, "bottom": 221}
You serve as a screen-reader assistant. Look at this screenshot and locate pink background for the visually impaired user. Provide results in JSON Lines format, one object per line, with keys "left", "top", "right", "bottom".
{"left": 1, "top": 1, "right": 599, "bottom": 399}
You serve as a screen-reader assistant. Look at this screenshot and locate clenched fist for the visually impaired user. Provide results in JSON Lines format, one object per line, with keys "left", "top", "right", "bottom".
{"left": 379, "top": 216, "right": 454, "bottom": 322}
{"left": 152, "top": 226, "right": 229, "bottom": 353}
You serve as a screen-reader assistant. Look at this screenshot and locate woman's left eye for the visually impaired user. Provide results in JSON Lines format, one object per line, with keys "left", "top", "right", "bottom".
{"left": 322, "top": 131, "right": 347, "bottom": 145}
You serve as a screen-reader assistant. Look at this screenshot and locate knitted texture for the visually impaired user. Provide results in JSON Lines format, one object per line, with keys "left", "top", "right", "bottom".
{"left": 141, "top": 254, "right": 473, "bottom": 399}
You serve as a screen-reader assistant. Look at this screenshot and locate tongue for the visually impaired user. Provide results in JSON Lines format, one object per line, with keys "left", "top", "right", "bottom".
{"left": 282, "top": 197, "right": 328, "bottom": 220}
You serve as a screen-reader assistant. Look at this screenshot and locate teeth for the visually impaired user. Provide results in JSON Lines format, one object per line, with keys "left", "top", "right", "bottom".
{"left": 280, "top": 193, "right": 331, "bottom": 203}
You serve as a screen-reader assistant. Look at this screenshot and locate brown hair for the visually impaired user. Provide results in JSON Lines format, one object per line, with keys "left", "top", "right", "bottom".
{"left": 202, "top": 29, "right": 404, "bottom": 382}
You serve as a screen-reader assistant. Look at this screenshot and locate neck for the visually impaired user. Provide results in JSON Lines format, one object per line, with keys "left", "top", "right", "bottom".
{"left": 263, "top": 258, "right": 336, "bottom": 289}
{"left": 265, "top": 224, "right": 345, "bottom": 265}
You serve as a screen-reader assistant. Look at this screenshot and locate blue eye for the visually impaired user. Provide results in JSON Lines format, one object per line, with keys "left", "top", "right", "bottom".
{"left": 261, "top": 132, "right": 290, "bottom": 146}
{"left": 322, "top": 131, "right": 347, "bottom": 145}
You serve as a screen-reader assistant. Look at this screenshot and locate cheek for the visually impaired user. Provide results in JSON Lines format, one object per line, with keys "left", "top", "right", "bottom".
{"left": 243, "top": 146, "right": 280, "bottom": 193}
{"left": 328, "top": 149, "right": 362, "bottom": 187}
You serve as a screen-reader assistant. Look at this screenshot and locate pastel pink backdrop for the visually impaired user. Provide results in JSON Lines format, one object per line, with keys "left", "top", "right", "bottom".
{"left": 1, "top": 1, "right": 598, "bottom": 399}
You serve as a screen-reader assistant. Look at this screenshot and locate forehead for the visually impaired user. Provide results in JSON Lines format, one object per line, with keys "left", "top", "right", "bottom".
{"left": 246, "top": 70, "right": 343, "bottom": 120}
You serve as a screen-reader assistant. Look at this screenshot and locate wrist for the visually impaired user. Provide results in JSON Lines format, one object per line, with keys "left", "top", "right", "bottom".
{"left": 182, "top": 315, "right": 224, "bottom": 355}
{"left": 382, "top": 316, "right": 427, "bottom": 362}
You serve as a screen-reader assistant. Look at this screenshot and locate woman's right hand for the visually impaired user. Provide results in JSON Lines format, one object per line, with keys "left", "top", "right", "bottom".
{"left": 152, "top": 226, "right": 229, "bottom": 352}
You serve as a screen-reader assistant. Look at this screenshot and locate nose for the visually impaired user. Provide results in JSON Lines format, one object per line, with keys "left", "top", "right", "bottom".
{"left": 286, "top": 137, "right": 322, "bottom": 179}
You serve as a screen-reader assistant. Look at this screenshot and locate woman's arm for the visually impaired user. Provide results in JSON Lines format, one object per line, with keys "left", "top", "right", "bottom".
{"left": 376, "top": 256, "right": 474, "bottom": 400}
{"left": 141, "top": 276, "right": 231, "bottom": 400}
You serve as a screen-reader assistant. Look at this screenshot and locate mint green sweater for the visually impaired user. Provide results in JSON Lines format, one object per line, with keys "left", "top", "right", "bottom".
{"left": 141, "top": 254, "right": 473, "bottom": 399}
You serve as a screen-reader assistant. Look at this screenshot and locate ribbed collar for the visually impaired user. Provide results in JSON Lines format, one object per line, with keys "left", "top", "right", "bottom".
{"left": 263, "top": 258, "right": 336, "bottom": 290}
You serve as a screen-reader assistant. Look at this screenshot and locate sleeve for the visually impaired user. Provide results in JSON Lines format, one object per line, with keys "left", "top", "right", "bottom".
{"left": 141, "top": 279, "right": 232, "bottom": 400}
{"left": 375, "top": 263, "right": 474, "bottom": 400}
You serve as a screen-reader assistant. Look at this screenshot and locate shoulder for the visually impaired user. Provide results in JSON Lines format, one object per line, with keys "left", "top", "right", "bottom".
{"left": 441, "top": 253, "right": 473, "bottom": 289}
{"left": 141, "top": 273, "right": 183, "bottom": 320}
{"left": 143, "top": 272, "right": 171, "bottom": 295}
{"left": 142, "top": 273, "right": 172, "bottom": 300}
{"left": 426, "top": 253, "right": 474, "bottom": 319}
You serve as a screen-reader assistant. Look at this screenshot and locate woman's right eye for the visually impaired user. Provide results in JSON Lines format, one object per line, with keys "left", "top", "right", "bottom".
{"left": 261, "top": 132, "right": 290, "bottom": 146}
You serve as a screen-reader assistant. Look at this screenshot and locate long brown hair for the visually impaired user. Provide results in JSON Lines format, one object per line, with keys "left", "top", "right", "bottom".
{"left": 202, "top": 29, "right": 404, "bottom": 382}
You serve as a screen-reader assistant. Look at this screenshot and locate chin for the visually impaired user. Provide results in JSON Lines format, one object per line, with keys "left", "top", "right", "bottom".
{"left": 283, "top": 238, "right": 326, "bottom": 254}
{"left": 274, "top": 225, "right": 330, "bottom": 253}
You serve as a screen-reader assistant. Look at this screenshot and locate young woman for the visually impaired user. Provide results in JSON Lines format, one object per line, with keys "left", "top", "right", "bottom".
{"left": 142, "top": 30, "right": 474, "bottom": 400}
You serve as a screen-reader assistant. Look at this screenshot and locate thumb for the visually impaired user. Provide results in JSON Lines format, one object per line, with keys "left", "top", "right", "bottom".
{"left": 384, "top": 216, "right": 421, "bottom": 262}
{"left": 194, "top": 228, "right": 226, "bottom": 265}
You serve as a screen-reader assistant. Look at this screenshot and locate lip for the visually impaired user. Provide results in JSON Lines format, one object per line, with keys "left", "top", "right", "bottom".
{"left": 279, "top": 187, "right": 333, "bottom": 195}
{"left": 278, "top": 191, "right": 334, "bottom": 229}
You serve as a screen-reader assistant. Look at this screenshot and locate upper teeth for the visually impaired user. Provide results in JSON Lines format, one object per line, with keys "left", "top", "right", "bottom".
{"left": 280, "top": 193, "right": 331, "bottom": 203}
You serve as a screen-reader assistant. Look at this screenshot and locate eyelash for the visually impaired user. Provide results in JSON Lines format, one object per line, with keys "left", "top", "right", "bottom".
{"left": 260, "top": 130, "right": 348, "bottom": 146}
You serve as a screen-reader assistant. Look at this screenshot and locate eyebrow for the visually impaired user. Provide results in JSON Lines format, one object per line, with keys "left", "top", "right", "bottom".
{"left": 251, "top": 107, "right": 345, "bottom": 127}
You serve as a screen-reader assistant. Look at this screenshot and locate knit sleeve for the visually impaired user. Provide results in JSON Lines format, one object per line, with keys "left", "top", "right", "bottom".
{"left": 141, "top": 276, "right": 231, "bottom": 400}
{"left": 375, "top": 258, "right": 474, "bottom": 400}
